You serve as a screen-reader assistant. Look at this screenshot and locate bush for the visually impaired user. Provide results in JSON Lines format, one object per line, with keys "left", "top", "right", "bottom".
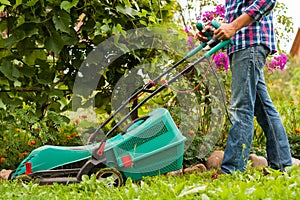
{"left": 0, "top": 105, "right": 82, "bottom": 169}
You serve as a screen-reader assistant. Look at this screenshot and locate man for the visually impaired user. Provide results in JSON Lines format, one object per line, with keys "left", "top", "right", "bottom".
{"left": 200, "top": 0, "right": 293, "bottom": 175}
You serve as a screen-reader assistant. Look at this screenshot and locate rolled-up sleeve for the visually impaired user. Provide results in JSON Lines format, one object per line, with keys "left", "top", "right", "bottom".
{"left": 244, "top": 0, "right": 276, "bottom": 21}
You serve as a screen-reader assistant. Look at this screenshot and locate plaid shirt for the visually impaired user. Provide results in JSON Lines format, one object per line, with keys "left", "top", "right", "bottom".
{"left": 225, "top": 0, "right": 277, "bottom": 55}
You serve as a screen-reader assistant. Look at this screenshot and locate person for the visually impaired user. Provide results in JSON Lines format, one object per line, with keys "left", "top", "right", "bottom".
{"left": 198, "top": 0, "right": 293, "bottom": 175}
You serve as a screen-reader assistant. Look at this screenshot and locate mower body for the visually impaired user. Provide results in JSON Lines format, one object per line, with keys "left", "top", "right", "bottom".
{"left": 12, "top": 108, "right": 186, "bottom": 183}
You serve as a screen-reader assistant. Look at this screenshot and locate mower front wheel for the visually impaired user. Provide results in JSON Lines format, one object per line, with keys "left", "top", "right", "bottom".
{"left": 96, "top": 168, "right": 124, "bottom": 187}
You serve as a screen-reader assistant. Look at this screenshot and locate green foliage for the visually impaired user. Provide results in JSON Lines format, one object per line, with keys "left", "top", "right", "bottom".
{"left": 0, "top": 0, "right": 183, "bottom": 167}
{"left": 0, "top": 0, "right": 181, "bottom": 118}
{"left": 1, "top": 166, "right": 300, "bottom": 199}
{"left": 274, "top": 2, "right": 295, "bottom": 52}
{"left": 0, "top": 102, "right": 82, "bottom": 169}
{"left": 266, "top": 60, "right": 300, "bottom": 158}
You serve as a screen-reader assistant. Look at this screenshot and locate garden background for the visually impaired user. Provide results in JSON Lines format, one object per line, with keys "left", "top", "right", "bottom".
{"left": 0, "top": 0, "right": 299, "bottom": 199}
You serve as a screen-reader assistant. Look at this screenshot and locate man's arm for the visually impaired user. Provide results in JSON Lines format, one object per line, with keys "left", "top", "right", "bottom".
{"left": 245, "top": 0, "right": 277, "bottom": 21}
{"left": 215, "top": 0, "right": 277, "bottom": 41}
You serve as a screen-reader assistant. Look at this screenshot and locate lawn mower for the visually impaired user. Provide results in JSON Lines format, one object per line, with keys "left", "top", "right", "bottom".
{"left": 10, "top": 21, "right": 232, "bottom": 186}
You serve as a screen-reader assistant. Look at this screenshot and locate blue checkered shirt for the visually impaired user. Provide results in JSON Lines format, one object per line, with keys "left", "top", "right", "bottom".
{"left": 225, "top": 0, "right": 277, "bottom": 55}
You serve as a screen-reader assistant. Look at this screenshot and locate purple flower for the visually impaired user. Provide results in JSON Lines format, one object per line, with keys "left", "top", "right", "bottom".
{"left": 201, "top": 10, "right": 215, "bottom": 23}
{"left": 184, "top": 26, "right": 193, "bottom": 33}
{"left": 187, "top": 35, "right": 196, "bottom": 50}
{"left": 197, "top": 4, "right": 225, "bottom": 23}
{"left": 215, "top": 4, "right": 225, "bottom": 18}
{"left": 266, "top": 53, "right": 288, "bottom": 71}
{"left": 212, "top": 52, "right": 229, "bottom": 71}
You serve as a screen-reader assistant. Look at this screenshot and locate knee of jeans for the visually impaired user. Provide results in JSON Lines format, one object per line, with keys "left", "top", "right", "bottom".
{"left": 230, "top": 107, "right": 253, "bottom": 124}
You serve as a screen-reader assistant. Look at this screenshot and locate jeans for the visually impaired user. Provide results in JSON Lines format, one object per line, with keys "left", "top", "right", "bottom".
{"left": 221, "top": 45, "right": 292, "bottom": 173}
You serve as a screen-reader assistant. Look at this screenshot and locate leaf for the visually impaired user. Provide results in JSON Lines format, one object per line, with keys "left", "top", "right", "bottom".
{"left": 0, "top": 60, "right": 20, "bottom": 81}
{"left": 18, "top": 66, "right": 35, "bottom": 78}
{"left": 13, "top": 0, "right": 22, "bottom": 10}
{"left": 37, "top": 68, "right": 55, "bottom": 85}
{"left": 23, "top": 49, "right": 47, "bottom": 66}
{"left": 122, "top": 0, "right": 132, "bottom": 7}
{"left": 138, "top": 9, "right": 148, "bottom": 17}
{"left": 26, "top": 0, "right": 39, "bottom": 7}
{"left": 177, "top": 185, "right": 207, "bottom": 197}
{"left": 139, "top": 20, "right": 147, "bottom": 26}
{"left": 0, "top": 99, "right": 5, "bottom": 109}
{"left": 0, "top": 77, "right": 9, "bottom": 86}
{"left": 112, "top": 24, "right": 123, "bottom": 35}
{"left": 52, "top": 10, "right": 71, "bottom": 34}
{"left": 100, "top": 24, "right": 110, "bottom": 34}
{"left": 0, "top": 0, "right": 11, "bottom": 6}
{"left": 149, "top": 16, "right": 156, "bottom": 23}
{"left": 0, "top": 5, "right": 5, "bottom": 12}
{"left": 48, "top": 89, "right": 65, "bottom": 98}
{"left": 60, "top": 0, "right": 79, "bottom": 13}
{"left": 5, "top": 24, "right": 38, "bottom": 49}
{"left": 116, "top": 5, "right": 139, "bottom": 18}
{"left": 45, "top": 32, "right": 65, "bottom": 54}
{"left": 61, "top": 30, "right": 78, "bottom": 46}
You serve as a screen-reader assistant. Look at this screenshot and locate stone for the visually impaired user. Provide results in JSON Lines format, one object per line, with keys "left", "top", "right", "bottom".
{"left": 205, "top": 150, "right": 224, "bottom": 170}
{"left": 292, "top": 157, "right": 300, "bottom": 166}
{"left": 248, "top": 154, "right": 268, "bottom": 168}
{"left": 184, "top": 164, "right": 207, "bottom": 174}
{"left": 168, "top": 164, "right": 207, "bottom": 176}
{"left": 0, "top": 169, "right": 13, "bottom": 180}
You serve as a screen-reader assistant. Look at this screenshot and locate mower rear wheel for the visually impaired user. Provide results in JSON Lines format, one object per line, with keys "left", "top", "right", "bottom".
{"left": 96, "top": 168, "right": 124, "bottom": 187}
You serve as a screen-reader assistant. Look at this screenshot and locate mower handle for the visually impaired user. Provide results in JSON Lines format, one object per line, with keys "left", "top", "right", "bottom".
{"left": 122, "top": 115, "right": 150, "bottom": 133}
{"left": 204, "top": 21, "right": 233, "bottom": 57}
{"left": 89, "top": 20, "right": 231, "bottom": 146}
{"left": 187, "top": 20, "right": 222, "bottom": 58}
{"left": 204, "top": 39, "right": 232, "bottom": 57}
{"left": 197, "top": 20, "right": 233, "bottom": 57}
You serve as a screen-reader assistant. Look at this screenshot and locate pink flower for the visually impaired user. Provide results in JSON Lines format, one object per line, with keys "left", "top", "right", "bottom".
{"left": 266, "top": 53, "right": 288, "bottom": 71}
{"left": 187, "top": 35, "right": 196, "bottom": 50}
{"left": 212, "top": 52, "right": 229, "bottom": 71}
{"left": 197, "top": 4, "right": 225, "bottom": 23}
{"left": 184, "top": 26, "right": 193, "bottom": 33}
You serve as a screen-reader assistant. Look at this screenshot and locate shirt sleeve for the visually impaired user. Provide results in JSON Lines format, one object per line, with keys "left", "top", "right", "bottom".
{"left": 244, "top": 0, "right": 276, "bottom": 21}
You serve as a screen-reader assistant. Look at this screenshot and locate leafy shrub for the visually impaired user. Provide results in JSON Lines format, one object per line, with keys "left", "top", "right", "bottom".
{"left": 0, "top": 104, "right": 82, "bottom": 169}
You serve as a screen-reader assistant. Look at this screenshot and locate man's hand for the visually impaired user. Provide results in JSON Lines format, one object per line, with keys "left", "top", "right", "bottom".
{"left": 214, "top": 23, "right": 237, "bottom": 41}
{"left": 215, "top": 13, "right": 254, "bottom": 41}
{"left": 196, "top": 26, "right": 215, "bottom": 42}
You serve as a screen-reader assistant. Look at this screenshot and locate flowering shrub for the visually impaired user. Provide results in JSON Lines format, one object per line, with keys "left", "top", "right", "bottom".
{"left": 197, "top": 4, "right": 225, "bottom": 23}
{"left": 185, "top": 4, "right": 289, "bottom": 72}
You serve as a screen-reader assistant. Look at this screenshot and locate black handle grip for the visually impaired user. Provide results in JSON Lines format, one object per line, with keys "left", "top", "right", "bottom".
{"left": 122, "top": 115, "right": 150, "bottom": 134}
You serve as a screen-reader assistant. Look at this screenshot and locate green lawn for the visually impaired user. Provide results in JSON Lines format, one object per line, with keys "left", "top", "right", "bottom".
{"left": 1, "top": 165, "right": 299, "bottom": 200}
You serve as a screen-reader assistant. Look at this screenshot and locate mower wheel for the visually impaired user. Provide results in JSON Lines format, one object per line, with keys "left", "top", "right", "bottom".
{"left": 96, "top": 168, "right": 124, "bottom": 187}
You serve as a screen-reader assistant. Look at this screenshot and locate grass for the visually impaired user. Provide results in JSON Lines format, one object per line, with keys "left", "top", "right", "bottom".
{"left": 1, "top": 165, "right": 300, "bottom": 200}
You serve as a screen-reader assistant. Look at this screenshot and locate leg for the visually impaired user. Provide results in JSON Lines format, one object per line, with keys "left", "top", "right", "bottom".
{"left": 221, "top": 46, "right": 260, "bottom": 173}
{"left": 254, "top": 73, "right": 292, "bottom": 170}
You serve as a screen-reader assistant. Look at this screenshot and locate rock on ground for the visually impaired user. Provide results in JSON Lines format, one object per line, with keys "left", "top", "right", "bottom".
{"left": 248, "top": 154, "right": 268, "bottom": 168}
{"left": 205, "top": 150, "right": 224, "bottom": 170}
{"left": 292, "top": 157, "right": 300, "bottom": 166}
{"left": 0, "top": 169, "right": 12, "bottom": 180}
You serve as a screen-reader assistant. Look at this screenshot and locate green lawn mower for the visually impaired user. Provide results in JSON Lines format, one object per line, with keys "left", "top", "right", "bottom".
{"left": 10, "top": 21, "right": 232, "bottom": 186}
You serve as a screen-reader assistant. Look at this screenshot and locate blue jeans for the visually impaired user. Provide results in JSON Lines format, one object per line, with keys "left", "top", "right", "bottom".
{"left": 221, "top": 45, "right": 292, "bottom": 173}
